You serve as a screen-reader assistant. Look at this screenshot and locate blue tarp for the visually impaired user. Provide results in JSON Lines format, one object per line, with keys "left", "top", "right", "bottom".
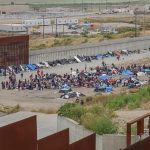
{"left": 96, "top": 54, "right": 102, "bottom": 59}
{"left": 95, "top": 84, "right": 113, "bottom": 93}
{"left": 144, "top": 69, "right": 150, "bottom": 73}
{"left": 61, "top": 84, "right": 71, "bottom": 91}
{"left": 105, "top": 87, "right": 113, "bottom": 92}
{"left": 99, "top": 74, "right": 112, "bottom": 80}
{"left": 122, "top": 70, "right": 133, "bottom": 76}
{"left": 60, "top": 84, "right": 72, "bottom": 93}
{"left": 27, "top": 64, "right": 37, "bottom": 70}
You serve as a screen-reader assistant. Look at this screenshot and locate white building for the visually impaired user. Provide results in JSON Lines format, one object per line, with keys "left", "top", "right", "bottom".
{"left": 22, "top": 19, "right": 51, "bottom": 27}
{"left": 0, "top": 24, "right": 26, "bottom": 32}
{"left": 56, "top": 18, "right": 78, "bottom": 25}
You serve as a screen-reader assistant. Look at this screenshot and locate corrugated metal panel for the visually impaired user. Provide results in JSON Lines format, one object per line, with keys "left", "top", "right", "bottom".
{"left": 38, "top": 129, "right": 69, "bottom": 150}
{"left": 0, "top": 35, "right": 29, "bottom": 67}
{"left": 69, "top": 133, "right": 96, "bottom": 150}
{"left": 0, "top": 116, "right": 37, "bottom": 150}
{"left": 124, "top": 136, "right": 150, "bottom": 150}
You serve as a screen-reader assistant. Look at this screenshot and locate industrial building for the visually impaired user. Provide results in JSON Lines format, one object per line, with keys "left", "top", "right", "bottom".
{"left": 0, "top": 24, "right": 27, "bottom": 32}
{"left": 0, "top": 35, "right": 29, "bottom": 66}
{"left": 22, "top": 19, "right": 51, "bottom": 27}
{"left": 57, "top": 18, "right": 79, "bottom": 25}
{"left": 22, "top": 18, "right": 79, "bottom": 27}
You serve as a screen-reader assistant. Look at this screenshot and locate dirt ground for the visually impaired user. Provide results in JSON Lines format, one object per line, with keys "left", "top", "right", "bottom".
{"left": 0, "top": 50, "right": 150, "bottom": 124}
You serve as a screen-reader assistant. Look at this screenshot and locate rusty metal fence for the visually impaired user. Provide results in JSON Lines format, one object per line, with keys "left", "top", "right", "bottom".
{"left": 69, "top": 134, "right": 96, "bottom": 150}
{"left": 124, "top": 136, "right": 150, "bottom": 150}
{"left": 38, "top": 129, "right": 69, "bottom": 150}
{"left": 0, "top": 35, "right": 29, "bottom": 67}
{"left": 0, "top": 116, "right": 37, "bottom": 150}
{"left": 0, "top": 116, "right": 96, "bottom": 150}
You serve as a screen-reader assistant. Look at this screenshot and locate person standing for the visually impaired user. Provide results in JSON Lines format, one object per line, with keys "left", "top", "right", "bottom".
{"left": 21, "top": 72, "right": 23, "bottom": 79}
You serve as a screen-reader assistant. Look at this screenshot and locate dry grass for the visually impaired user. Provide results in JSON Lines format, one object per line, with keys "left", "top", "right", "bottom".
{"left": 29, "top": 34, "right": 104, "bottom": 50}
{"left": 31, "top": 107, "right": 57, "bottom": 114}
{"left": 0, "top": 104, "right": 21, "bottom": 114}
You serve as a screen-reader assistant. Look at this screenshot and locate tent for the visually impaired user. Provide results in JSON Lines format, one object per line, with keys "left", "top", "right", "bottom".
{"left": 96, "top": 54, "right": 102, "bottom": 59}
{"left": 144, "top": 69, "right": 150, "bottom": 73}
{"left": 105, "top": 87, "right": 113, "bottom": 93}
{"left": 26, "top": 64, "right": 37, "bottom": 70}
{"left": 94, "top": 84, "right": 113, "bottom": 93}
{"left": 137, "top": 72, "right": 146, "bottom": 77}
{"left": 99, "top": 74, "right": 112, "bottom": 80}
{"left": 59, "top": 84, "right": 72, "bottom": 93}
{"left": 122, "top": 70, "right": 133, "bottom": 76}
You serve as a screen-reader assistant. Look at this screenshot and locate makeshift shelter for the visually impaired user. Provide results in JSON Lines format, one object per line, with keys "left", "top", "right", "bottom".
{"left": 94, "top": 84, "right": 113, "bottom": 93}
{"left": 144, "top": 69, "right": 150, "bottom": 73}
{"left": 59, "top": 84, "right": 72, "bottom": 93}
{"left": 96, "top": 54, "right": 102, "bottom": 59}
{"left": 99, "top": 74, "right": 112, "bottom": 80}
{"left": 26, "top": 64, "right": 37, "bottom": 70}
{"left": 122, "top": 70, "right": 133, "bottom": 76}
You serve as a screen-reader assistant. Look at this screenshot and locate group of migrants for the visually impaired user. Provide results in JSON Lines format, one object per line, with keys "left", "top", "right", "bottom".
{"left": 1, "top": 62, "right": 150, "bottom": 91}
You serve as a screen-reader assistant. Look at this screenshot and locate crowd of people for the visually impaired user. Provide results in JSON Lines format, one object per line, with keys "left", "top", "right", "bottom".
{"left": 1, "top": 62, "right": 150, "bottom": 91}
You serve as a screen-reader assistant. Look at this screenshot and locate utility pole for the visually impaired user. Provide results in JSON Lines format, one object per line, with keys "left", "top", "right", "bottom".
{"left": 82, "top": 0, "right": 83, "bottom": 12}
{"left": 91, "top": 0, "right": 93, "bottom": 12}
{"left": 106, "top": 0, "right": 107, "bottom": 10}
{"left": 63, "top": 24, "right": 64, "bottom": 36}
{"left": 99, "top": 0, "right": 101, "bottom": 12}
{"left": 143, "top": 1, "right": 146, "bottom": 35}
{"left": 134, "top": 8, "right": 138, "bottom": 37}
{"left": 41, "top": 15, "right": 45, "bottom": 39}
{"left": 55, "top": 18, "right": 58, "bottom": 37}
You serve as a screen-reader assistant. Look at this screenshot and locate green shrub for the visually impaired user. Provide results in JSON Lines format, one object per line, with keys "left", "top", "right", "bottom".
{"left": 58, "top": 103, "right": 86, "bottom": 122}
{"left": 103, "top": 33, "right": 113, "bottom": 39}
{"left": 36, "top": 44, "right": 46, "bottom": 49}
{"left": 81, "top": 112, "right": 95, "bottom": 129}
{"left": 89, "top": 116, "right": 117, "bottom": 135}
{"left": 105, "top": 85, "right": 150, "bottom": 110}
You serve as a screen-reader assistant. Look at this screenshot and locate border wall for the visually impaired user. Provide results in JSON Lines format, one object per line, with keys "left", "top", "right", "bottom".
{"left": 29, "top": 36, "right": 150, "bottom": 63}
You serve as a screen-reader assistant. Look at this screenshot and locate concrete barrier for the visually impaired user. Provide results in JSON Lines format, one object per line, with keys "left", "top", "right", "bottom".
{"left": 57, "top": 116, "right": 138, "bottom": 150}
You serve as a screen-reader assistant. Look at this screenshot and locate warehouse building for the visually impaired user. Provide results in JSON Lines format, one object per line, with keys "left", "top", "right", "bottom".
{"left": 0, "top": 35, "right": 29, "bottom": 66}
{"left": 0, "top": 24, "right": 27, "bottom": 32}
